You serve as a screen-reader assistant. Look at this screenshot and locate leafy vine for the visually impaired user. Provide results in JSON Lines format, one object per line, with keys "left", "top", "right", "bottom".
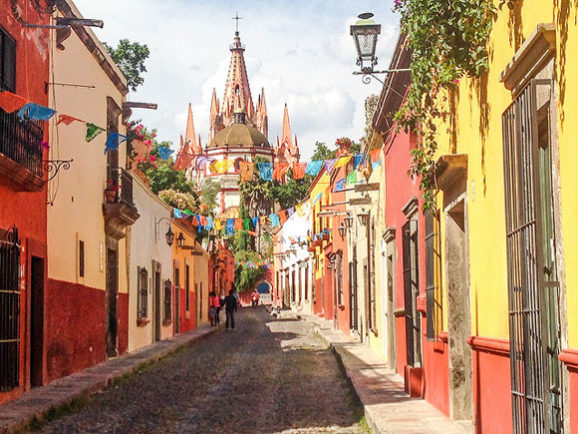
{"left": 393, "top": 0, "right": 498, "bottom": 209}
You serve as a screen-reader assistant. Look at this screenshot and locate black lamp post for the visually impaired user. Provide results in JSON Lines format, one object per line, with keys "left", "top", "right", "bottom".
{"left": 350, "top": 13, "right": 381, "bottom": 74}
{"left": 351, "top": 13, "right": 409, "bottom": 85}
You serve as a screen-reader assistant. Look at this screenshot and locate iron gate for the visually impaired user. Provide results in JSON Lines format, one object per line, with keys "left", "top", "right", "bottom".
{"left": 502, "top": 79, "right": 563, "bottom": 433}
{"left": 0, "top": 227, "right": 20, "bottom": 392}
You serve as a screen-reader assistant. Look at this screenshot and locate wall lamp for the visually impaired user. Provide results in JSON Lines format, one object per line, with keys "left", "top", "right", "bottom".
{"left": 350, "top": 13, "right": 409, "bottom": 85}
{"left": 344, "top": 213, "right": 354, "bottom": 229}
{"left": 155, "top": 217, "right": 174, "bottom": 246}
{"left": 358, "top": 212, "right": 370, "bottom": 226}
{"left": 338, "top": 224, "right": 347, "bottom": 239}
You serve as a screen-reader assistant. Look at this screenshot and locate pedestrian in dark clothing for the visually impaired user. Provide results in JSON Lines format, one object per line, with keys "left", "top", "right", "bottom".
{"left": 225, "top": 288, "right": 238, "bottom": 330}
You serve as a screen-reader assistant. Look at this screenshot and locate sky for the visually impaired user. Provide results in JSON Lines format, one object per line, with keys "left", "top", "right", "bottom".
{"left": 73, "top": 0, "right": 400, "bottom": 161}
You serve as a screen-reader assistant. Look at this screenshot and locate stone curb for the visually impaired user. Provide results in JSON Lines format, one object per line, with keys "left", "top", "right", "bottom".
{"left": 0, "top": 324, "right": 220, "bottom": 434}
{"left": 305, "top": 315, "right": 468, "bottom": 434}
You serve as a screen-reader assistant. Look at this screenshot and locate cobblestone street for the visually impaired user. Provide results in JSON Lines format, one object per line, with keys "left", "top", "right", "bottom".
{"left": 31, "top": 308, "right": 365, "bottom": 434}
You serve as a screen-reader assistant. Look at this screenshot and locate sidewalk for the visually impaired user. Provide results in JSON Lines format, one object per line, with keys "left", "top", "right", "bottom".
{"left": 304, "top": 315, "right": 470, "bottom": 434}
{"left": 0, "top": 325, "right": 218, "bottom": 434}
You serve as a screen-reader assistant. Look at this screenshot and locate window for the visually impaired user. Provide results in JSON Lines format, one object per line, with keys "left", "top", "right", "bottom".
{"left": 368, "top": 222, "right": 377, "bottom": 331}
{"left": 164, "top": 280, "right": 172, "bottom": 321}
{"left": 425, "top": 211, "right": 443, "bottom": 340}
{"left": 0, "top": 227, "right": 20, "bottom": 391}
{"left": 0, "top": 27, "right": 16, "bottom": 92}
{"left": 78, "top": 240, "right": 85, "bottom": 278}
{"left": 137, "top": 267, "right": 148, "bottom": 319}
{"left": 402, "top": 218, "right": 421, "bottom": 367}
{"left": 185, "top": 264, "right": 190, "bottom": 311}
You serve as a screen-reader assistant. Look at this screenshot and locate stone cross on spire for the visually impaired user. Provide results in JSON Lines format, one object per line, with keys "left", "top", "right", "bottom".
{"left": 232, "top": 11, "right": 242, "bottom": 35}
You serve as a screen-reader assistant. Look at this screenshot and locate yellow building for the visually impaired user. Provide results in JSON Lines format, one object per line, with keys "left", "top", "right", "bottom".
{"left": 46, "top": 0, "right": 136, "bottom": 382}
{"left": 431, "top": 2, "right": 578, "bottom": 432}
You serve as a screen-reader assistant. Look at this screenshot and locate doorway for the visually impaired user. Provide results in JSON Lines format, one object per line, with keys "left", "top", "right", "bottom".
{"left": 153, "top": 262, "right": 161, "bottom": 342}
{"left": 106, "top": 248, "right": 118, "bottom": 357}
{"left": 402, "top": 219, "right": 422, "bottom": 367}
{"left": 174, "top": 266, "right": 180, "bottom": 335}
{"left": 30, "top": 256, "right": 44, "bottom": 387}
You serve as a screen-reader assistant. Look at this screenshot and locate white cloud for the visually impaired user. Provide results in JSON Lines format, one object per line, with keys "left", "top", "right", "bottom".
{"left": 73, "top": 0, "right": 400, "bottom": 160}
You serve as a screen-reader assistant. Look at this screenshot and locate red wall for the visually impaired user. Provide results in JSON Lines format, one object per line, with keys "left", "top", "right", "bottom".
{"left": 472, "top": 347, "right": 512, "bottom": 433}
{"left": 570, "top": 369, "right": 578, "bottom": 434}
{"left": 45, "top": 280, "right": 106, "bottom": 383}
{"left": 118, "top": 293, "right": 128, "bottom": 355}
{"left": 0, "top": 1, "right": 49, "bottom": 405}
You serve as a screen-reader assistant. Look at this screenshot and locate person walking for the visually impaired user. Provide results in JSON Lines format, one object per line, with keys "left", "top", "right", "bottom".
{"left": 209, "top": 291, "right": 220, "bottom": 326}
{"left": 225, "top": 288, "right": 238, "bottom": 330}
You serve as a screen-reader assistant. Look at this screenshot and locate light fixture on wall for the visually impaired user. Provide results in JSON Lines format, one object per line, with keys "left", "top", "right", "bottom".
{"left": 344, "top": 212, "right": 354, "bottom": 229}
{"left": 358, "top": 212, "right": 370, "bottom": 226}
{"left": 338, "top": 224, "right": 347, "bottom": 239}
{"left": 155, "top": 217, "right": 174, "bottom": 246}
{"left": 350, "top": 13, "right": 409, "bottom": 85}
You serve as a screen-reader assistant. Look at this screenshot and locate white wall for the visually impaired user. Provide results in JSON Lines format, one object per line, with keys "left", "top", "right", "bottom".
{"left": 128, "top": 176, "right": 173, "bottom": 352}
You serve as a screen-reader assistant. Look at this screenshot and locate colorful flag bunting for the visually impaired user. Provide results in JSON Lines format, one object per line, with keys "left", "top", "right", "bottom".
{"left": 273, "top": 163, "right": 290, "bottom": 181}
{"left": 214, "top": 219, "right": 222, "bottom": 231}
{"left": 278, "top": 210, "right": 288, "bottom": 225}
{"left": 173, "top": 208, "right": 183, "bottom": 218}
{"left": 17, "top": 103, "right": 56, "bottom": 121}
{"left": 353, "top": 154, "right": 364, "bottom": 169}
{"left": 57, "top": 114, "right": 83, "bottom": 125}
{"left": 209, "top": 159, "right": 234, "bottom": 174}
{"left": 292, "top": 162, "right": 306, "bottom": 180}
{"left": 244, "top": 218, "right": 251, "bottom": 230}
{"left": 287, "top": 207, "right": 295, "bottom": 218}
{"left": 86, "top": 123, "right": 105, "bottom": 142}
{"left": 346, "top": 170, "right": 358, "bottom": 185}
{"left": 157, "top": 145, "right": 174, "bottom": 160}
{"left": 234, "top": 219, "right": 243, "bottom": 230}
{"left": 269, "top": 213, "right": 280, "bottom": 227}
{"left": 258, "top": 162, "right": 273, "bottom": 181}
{"left": 239, "top": 161, "right": 254, "bottom": 182}
{"left": 252, "top": 217, "right": 259, "bottom": 229}
{"left": 305, "top": 160, "right": 323, "bottom": 176}
{"left": 196, "top": 156, "right": 209, "bottom": 170}
{"left": 325, "top": 158, "right": 337, "bottom": 174}
{"left": 206, "top": 217, "right": 214, "bottom": 230}
{"left": 0, "top": 91, "right": 28, "bottom": 113}
{"left": 105, "top": 132, "right": 128, "bottom": 154}
{"left": 334, "top": 177, "right": 345, "bottom": 192}
{"left": 334, "top": 156, "right": 352, "bottom": 169}
{"left": 226, "top": 219, "right": 235, "bottom": 235}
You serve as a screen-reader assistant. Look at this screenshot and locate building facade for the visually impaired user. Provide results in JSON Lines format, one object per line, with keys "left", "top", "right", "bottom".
{"left": 0, "top": 0, "right": 50, "bottom": 405}
{"left": 128, "top": 176, "right": 173, "bottom": 351}
{"left": 46, "top": 0, "right": 137, "bottom": 382}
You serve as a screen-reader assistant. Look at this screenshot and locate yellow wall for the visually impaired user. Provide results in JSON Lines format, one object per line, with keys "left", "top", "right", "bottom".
{"left": 434, "top": 1, "right": 577, "bottom": 342}
{"left": 47, "top": 9, "right": 128, "bottom": 295}
{"left": 171, "top": 221, "right": 199, "bottom": 326}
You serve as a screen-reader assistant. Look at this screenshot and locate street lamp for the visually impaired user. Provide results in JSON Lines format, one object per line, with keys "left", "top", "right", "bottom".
{"left": 344, "top": 213, "right": 354, "bottom": 229}
{"left": 351, "top": 13, "right": 410, "bottom": 85}
{"left": 155, "top": 217, "right": 175, "bottom": 246}
{"left": 350, "top": 13, "right": 381, "bottom": 74}
{"left": 338, "top": 224, "right": 347, "bottom": 239}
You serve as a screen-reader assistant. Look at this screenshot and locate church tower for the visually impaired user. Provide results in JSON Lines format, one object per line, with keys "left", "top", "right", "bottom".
{"left": 208, "top": 28, "right": 268, "bottom": 142}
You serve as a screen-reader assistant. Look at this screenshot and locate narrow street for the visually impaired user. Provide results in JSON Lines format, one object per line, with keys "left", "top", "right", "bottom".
{"left": 32, "top": 309, "right": 365, "bottom": 434}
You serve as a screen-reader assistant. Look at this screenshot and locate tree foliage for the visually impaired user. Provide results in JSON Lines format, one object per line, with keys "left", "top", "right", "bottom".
{"left": 234, "top": 250, "right": 266, "bottom": 293}
{"left": 393, "top": 0, "right": 496, "bottom": 209}
{"left": 311, "top": 141, "right": 337, "bottom": 161}
{"left": 104, "top": 39, "right": 150, "bottom": 91}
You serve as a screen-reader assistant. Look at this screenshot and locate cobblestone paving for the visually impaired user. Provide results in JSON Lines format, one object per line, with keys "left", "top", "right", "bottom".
{"left": 33, "top": 308, "right": 365, "bottom": 434}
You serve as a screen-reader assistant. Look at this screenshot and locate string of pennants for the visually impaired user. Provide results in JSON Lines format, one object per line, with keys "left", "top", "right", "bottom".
{"left": 0, "top": 91, "right": 174, "bottom": 159}
{"left": 186, "top": 150, "right": 382, "bottom": 182}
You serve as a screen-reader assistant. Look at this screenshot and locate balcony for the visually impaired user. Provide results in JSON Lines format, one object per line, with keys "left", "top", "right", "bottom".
{"left": 102, "top": 168, "right": 139, "bottom": 239}
{"left": 0, "top": 107, "right": 45, "bottom": 191}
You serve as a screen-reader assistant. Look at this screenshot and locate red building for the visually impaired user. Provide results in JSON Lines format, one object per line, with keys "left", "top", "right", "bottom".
{"left": 375, "top": 35, "right": 451, "bottom": 412}
{"left": 209, "top": 241, "right": 235, "bottom": 297}
{"left": 0, "top": 0, "right": 51, "bottom": 405}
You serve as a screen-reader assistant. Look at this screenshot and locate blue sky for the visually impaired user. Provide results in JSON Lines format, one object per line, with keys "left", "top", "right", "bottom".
{"left": 73, "top": 0, "right": 399, "bottom": 160}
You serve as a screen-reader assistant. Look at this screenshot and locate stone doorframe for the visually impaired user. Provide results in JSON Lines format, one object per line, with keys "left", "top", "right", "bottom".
{"left": 436, "top": 154, "right": 473, "bottom": 423}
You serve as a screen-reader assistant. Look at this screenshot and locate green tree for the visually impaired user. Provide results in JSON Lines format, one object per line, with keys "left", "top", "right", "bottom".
{"left": 311, "top": 141, "right": 336, "bottom": 161}
{"left": 234, "top": 250, "right": 266, "bottom": 293}
{"left": 271, "top": 176, "right": 312, "bottom": 209}
{"left": 104, "top": 39, "right": 150, "bottom": 91}
{"left": 200, "top": 180, "right": 221, "bottom": 216}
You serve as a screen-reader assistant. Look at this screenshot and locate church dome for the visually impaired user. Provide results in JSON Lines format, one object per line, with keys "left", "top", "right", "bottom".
{"left": 208, "top": 123, "right": 271, "bottom": 149}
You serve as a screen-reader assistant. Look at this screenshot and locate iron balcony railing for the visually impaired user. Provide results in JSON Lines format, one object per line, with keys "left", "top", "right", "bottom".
{"left": 106, "top": 167, "right": 134, "bottom": 205}
{"left": 0, "top": 106, "right": 44, "bottom": 178}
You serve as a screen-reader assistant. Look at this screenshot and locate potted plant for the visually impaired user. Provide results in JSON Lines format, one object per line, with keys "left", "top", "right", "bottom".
{"left": 104, "top": 179, "right": 118, "bottom": 203}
